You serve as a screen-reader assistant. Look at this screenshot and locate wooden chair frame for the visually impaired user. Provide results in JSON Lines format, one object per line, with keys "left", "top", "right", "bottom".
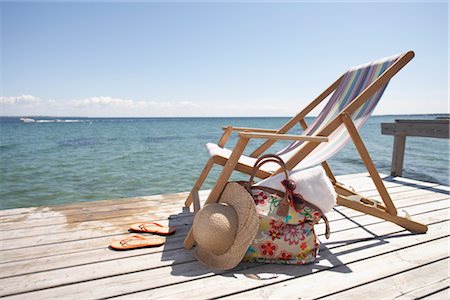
{"left": 183, "top": 51, "right": 428, "bottom": 249}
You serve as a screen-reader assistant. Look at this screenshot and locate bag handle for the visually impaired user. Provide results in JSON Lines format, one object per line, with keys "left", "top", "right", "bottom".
{"left": 247, "top": 154, "right": 289, "bottom": 188}
{"left": 247, "top": 154, "right": 297, "bottom": 215}
{"left": 246, "top": 154, "right": 331, "bottom": 239}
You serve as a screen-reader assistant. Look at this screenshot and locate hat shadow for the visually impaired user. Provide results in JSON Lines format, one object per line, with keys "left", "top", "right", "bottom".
{"left": 162, "top": 203, "right": 416, "bottom": 281}
{"left": 160, "top": 207, "right": 216, "bottom": 277}
{"left": 162, "top": 206, "right": 357, "bottom": 279}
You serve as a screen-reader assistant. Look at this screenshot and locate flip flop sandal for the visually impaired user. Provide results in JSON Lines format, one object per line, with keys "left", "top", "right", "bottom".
{"left": 110, "top": 235, "right": 165, "bottom": 250}
{"left": 129, "top": 222, "right": 176, "bottom": 235}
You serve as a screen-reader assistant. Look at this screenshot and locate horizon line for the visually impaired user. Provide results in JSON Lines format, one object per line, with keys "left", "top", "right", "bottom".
{"left": 2, "top": 113, "right": 449, "bottom": 119}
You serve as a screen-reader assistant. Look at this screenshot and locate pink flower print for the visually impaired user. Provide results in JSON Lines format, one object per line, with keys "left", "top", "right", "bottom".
{"left": 269, "top": 219, "right": 285, "bottom": 229}
{"left": 268, "top": 219, "right": 285, "bottom": 240}
{"left": 283, "top": 225, "right": 305, "bottom": 245}
{"left": 268, "top": 228, "right": 282, "bottom": 240}
{"left": 259, "top": 241, "right": 278, "bottom": 257}
{"left": 253, "top": 191, "right": 268, "bottom": 205}
{"left": 300, "top": 242, "right": 307, "bottom": 250}
{"left": 279, "top": 250, "right": 293, "bottom": 260}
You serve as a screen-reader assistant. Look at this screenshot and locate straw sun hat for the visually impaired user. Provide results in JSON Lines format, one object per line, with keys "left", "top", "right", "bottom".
{"left": 192, "top": 182, "right": 259, "bottom": 270}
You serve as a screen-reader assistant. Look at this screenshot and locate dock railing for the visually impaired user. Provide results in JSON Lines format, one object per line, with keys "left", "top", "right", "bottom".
{"left": 381, "top": 118, "right": 449, "bottom": 176}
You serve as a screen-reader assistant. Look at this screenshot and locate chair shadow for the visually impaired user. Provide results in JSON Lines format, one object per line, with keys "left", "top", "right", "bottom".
{"left": 161, "top": 205, "right": 420, "bottom": 280}
{"left": 381, "top": 175, "right": 449, "bottom": 195}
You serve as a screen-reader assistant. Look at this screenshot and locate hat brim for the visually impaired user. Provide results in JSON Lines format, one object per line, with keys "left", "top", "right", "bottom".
{"left": 194, "top": 182, "right": 259, "bottom": 270}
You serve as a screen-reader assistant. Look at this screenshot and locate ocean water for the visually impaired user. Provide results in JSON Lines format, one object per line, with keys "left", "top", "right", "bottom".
{"left": 0, "top": 115, "right": 448, "bottom": 209}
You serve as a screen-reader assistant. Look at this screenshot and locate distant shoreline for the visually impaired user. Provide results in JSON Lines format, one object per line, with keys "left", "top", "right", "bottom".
{"left": 1, "top": 113, "right": 449, "bottom": 119}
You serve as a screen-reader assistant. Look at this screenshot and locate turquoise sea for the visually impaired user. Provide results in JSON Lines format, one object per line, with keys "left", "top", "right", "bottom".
{"left": 0, "top": 115, "right": 448, "bottom": 209}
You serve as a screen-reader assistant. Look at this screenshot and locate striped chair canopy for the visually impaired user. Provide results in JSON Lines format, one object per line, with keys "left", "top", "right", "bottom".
{"left": 275, "top": 53, "right": 404, "bottom": 170}
{"left": 207, "top": 53, "right": 404, "bottom": 172}
{"left": 188, "top": 51, "right": 427, "bottom": 250}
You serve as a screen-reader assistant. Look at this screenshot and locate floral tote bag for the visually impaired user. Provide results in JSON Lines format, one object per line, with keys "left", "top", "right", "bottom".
{"left": 241, "top": 154, "right": 330, "bottom": 265}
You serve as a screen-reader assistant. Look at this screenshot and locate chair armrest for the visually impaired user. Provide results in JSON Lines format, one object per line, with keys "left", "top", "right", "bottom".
{"left": 222, "top": 126, "right": 278, "bottom": 133}
{"left": 238, "top": 132, "right": 328, "bottom": 143}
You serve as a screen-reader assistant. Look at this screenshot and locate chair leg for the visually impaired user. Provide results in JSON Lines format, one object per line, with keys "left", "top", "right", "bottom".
{"left": 184, "top": 136, "right": 250, "bottom": 249}
{"left": 342, "top": 113, "right": 397, "bottom": 216}
{"left": 192, "top": 188, "right": 201, "bottom": 214}
{"left": 335, "top": 183, "right": 428, "bottom": 233}
{"left": 184, "top": 159, "right": 214, "bottom": 208}
{"left": 339, "top": 113, "right": 428, "bottom": 233}
{"left": 321, "top": 161, "right": 337, "bottom": 183}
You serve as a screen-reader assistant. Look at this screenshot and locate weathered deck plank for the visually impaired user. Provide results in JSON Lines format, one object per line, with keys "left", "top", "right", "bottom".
{"left": 1, "top": 196, "right": 446, "bottom": 280}
{"left": 0, "top": 173, "right": 448, "bottom": 299}
{"left": 4, "top": 217, "right": 447, "bottom": 300}
{"left": 397, "top": 278, "right": 450, "bottom": 300}
{"left": 0, "top": 185, "right": 446, "bottom": 263}
{"left": 217, "top": 238, "right": 448, "bottom": 300}
{"left": 320, "top": 258, "right": 449, "bottom": 300}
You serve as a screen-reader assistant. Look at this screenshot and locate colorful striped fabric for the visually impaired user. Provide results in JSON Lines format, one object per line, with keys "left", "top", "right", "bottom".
{"left": 276, "top": 53, "right": 404, "bottom": 170}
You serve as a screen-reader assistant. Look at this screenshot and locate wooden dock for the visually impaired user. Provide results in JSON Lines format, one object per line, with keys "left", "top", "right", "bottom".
{"left": 381, "top": 119, "right": 450, "bottom": 177}
{"left": 0, "top": 173, "right": 448, "bottom": 299}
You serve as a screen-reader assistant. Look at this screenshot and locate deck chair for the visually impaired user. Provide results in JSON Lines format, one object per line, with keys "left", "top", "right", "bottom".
{"left": 184, "top": 50, "right": 428, "bottom": 249}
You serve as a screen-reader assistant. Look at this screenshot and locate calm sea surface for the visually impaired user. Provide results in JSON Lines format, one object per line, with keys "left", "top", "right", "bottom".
{"left": 0, "top": 115, "right": 448, "bottom": 209}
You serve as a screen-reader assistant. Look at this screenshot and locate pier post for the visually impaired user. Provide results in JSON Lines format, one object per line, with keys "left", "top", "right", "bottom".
{"left": 391, "top": 134, "right": 406, "bottom": 177}
{"left": 381, "top": 118, "right": 449, "bottom": 177}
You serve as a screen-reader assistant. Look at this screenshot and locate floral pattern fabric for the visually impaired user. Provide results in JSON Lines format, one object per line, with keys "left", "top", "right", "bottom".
{"left": 243, "top": 188, "right": 321, "bottom": 265}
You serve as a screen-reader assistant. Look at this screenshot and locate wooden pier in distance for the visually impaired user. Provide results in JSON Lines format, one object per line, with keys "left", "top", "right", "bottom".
{"left": 382, "top": 119, "right": 450, "bottom": 177}
{"left": 0, "top": 173, "right": 448, "bottom": 299}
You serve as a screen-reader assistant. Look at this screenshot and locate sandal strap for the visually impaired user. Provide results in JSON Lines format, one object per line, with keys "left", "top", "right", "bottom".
{"left": 138, "top": 222, "right": 166, "bottom": 231}
{"left": 120, "top": 235, "right": 146, "bottom": 246}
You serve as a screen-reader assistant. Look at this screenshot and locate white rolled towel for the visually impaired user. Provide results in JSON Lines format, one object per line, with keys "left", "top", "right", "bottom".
{"left": 254, "top": 166, "right": 336, "bottom": 213}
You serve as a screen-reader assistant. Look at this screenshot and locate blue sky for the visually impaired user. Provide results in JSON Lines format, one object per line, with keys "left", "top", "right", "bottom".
{"left": 1, "top": 1, "right": 448, "bottom": 117}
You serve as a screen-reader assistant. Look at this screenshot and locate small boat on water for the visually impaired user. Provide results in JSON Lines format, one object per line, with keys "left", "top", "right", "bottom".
{"left": 20, "top": 117, "right": 36, "bottom": 123}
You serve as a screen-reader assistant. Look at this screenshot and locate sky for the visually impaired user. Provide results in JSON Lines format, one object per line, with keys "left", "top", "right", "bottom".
{"left": 0, "top": 1, "right": 448, "bottom": 117}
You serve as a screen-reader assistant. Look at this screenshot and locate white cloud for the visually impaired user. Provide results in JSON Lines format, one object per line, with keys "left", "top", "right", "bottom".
{"left": 73, "top": 96, "right": 135, "bottom": 108}
{"left": 72, "top": 96, "right": 199, "bottom": 110}
{"left": 0, "top": 95, "right": 40, "bottom": 105}
{"left": 0, "top": 94, "right": 300, "bottom": 117}
{"left": 0, "top": 93, "right": 369, "bottom": 117}
{"left": 1, "top": 90, "right": 448, "bottom": 117}
{"left": 0, "top": 94, "right": 205, "bottom": 116}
